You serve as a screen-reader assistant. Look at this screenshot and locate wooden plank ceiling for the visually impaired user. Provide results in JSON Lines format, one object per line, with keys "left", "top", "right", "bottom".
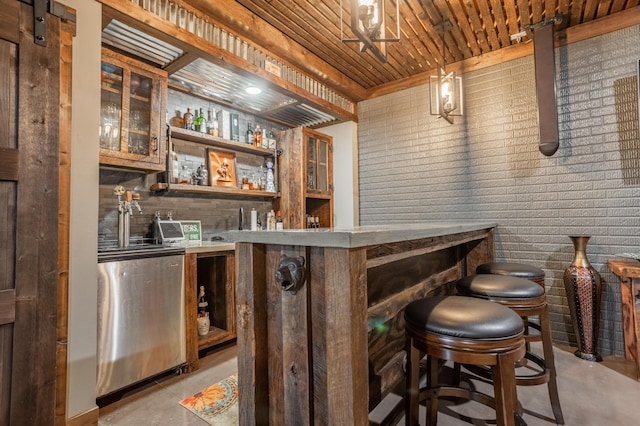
{"left": 182, "top": 0, "right": 640, "bottom": 98}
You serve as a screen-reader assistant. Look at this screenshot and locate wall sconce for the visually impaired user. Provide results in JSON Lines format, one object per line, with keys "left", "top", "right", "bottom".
{"left": 340, "top": 0, "right": 400, "bottom": 63}
{"left": 429, "top": 69, "right": 463, "bottom": 124}
{"left": 429, "top": 21, "right": 463, "bottom": 124}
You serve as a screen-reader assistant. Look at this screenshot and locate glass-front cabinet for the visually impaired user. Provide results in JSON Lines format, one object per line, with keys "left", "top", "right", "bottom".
{"left": 99, "top": 48, "right": 167, "bottom": 172}
{"left": 278, "top": 126, "right": 333, "bottom": 229}
{"left": 306, "top": 132, "right": 332, "bottom": 195}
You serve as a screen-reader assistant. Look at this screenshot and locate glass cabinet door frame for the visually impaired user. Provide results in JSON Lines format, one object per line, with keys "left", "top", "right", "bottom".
{"left": 99, "top": 47, "right": 167, "bottom": 171}
{"left": 304, "top": 129, "right": 333, "bottom": 197}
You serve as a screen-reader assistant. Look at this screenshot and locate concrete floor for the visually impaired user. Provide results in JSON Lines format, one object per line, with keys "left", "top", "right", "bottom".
{"left": 98, "top": 342, "right": 640, "bottom": 425}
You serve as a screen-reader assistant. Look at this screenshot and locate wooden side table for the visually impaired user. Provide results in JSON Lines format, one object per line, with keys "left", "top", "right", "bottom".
{"left": 608, "top": 257, "right": 640, "bottom": 381}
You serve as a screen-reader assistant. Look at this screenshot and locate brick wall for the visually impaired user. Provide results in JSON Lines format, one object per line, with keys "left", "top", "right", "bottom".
{"left": 358, "top": 26, "right": 640, "bottom": 355}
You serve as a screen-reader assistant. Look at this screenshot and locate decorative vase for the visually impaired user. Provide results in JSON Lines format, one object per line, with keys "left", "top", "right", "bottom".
{"left": 562, "top": 236, "right": 603, "bottom": 362}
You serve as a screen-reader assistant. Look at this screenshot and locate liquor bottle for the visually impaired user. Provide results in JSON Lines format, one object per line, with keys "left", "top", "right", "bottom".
{"left": 276, "top": 210, "right": 283, "bottom": 230}
{"left": 206, "top": 109, "right": 213, "bottom": 135}
{"left": 197, "top": 285, "right": 210, "bottom": 336}
{"left": 261, "top": 128, "right": 268, "bottom": 149}
{"left": 195, "top": 108, "right": 205, "bottom": 132}
{"left": 267, "top": 129, "right": 277, "bottom": 150}
{"left": 210, "top": 108, "right": 219, "bottom": 137}
{"left": 265, "top": 160, "right": 275, "bottom": 192}
{"left": 246, "top": 122, "right": 254, "bottom": 145}
{"left": 254, "top": 124, "right": 262, "bottom": 147}
{"left": 267, "top": 209, "right": 275, "bottom": 230}
{"left": 183, "top": 107, "right": 193, "bottom": 130}
{"left": 198, "top": 286, "right": 209, "bottom": 317}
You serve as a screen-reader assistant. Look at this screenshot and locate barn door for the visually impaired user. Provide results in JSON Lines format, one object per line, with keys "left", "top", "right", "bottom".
{"left": 0, "top": 1, "right": 73, "bottom": 424}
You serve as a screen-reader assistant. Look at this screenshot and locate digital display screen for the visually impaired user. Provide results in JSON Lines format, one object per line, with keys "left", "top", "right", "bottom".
{"left": 158, "top": 220, "right": 185, "bottom": 242}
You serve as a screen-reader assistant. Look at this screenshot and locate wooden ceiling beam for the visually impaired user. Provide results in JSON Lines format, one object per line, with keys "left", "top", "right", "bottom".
{"left": 164, "top": 51, "right": 199, "bottom": 75}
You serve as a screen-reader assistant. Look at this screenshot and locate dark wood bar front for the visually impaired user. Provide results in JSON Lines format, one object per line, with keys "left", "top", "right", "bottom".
{"left": 230, "top": 222, "right": 496, "bottom": 424}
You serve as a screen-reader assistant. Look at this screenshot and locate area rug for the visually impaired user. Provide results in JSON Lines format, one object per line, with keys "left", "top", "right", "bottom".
{"left": 179, "top": 373, "right": 238, "bottom": 425}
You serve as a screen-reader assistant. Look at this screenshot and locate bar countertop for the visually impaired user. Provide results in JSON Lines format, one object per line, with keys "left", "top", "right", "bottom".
{"left": 183, "top": 241, "right": 235, "bottom": 254}
{"left": 226, "top": 221, "right": 497, "bottom": 248}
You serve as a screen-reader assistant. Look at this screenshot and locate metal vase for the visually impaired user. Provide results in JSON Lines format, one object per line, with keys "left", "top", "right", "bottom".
{"left": 562, "top": 236, "right": 603, "bottom": 362}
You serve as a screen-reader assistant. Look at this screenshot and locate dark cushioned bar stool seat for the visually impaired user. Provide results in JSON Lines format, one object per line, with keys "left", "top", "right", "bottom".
{"left": 405, "top": 295, "right": 526, "bottom": 426}
{"left": 456, "top": 275, "right": 564, "bottom": 425}
{"left": 476, "top": 262, "right": 546, "bottom": 287}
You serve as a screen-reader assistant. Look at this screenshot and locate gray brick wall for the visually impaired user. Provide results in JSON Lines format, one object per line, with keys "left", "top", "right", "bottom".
{"left": 358, "top": 26, "right": 640, "bottom": 356}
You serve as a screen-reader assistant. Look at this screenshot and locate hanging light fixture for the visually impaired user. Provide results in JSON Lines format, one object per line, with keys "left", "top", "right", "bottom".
{"left": 429, "top": 21, "right": 463, "bottom": 124}
{"left": 340, "top": 0, "right": 400, "bottom": 63}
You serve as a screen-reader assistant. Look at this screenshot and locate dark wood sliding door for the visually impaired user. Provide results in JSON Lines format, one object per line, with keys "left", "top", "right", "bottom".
{"left": 0, "top": 1, "right": 73, "bottom": 424}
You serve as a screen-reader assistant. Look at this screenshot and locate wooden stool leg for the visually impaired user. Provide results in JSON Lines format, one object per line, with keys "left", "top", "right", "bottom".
{"left": 426, "top": 355, "right": 439, "bottom": 426}
{"left": 492, "top": 352, "right": 519, "bottom": 426}
{"left": 540, "top": 307, "right": 565, "bottom": 424}
{"left": 406, "top": 337, "right": 421, "bottom": 426}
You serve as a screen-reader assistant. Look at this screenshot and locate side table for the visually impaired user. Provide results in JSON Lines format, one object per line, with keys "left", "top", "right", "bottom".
{"left": 608, "top": 257, "right": 640, "bottom": 381}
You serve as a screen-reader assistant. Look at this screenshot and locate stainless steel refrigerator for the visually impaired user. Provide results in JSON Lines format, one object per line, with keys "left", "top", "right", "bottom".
{"left": 96, "top": 247, "right": 186, "bottom": 398}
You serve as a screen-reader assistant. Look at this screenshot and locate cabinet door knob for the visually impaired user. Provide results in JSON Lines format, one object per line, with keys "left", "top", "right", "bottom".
{"left": 152, "top": 136, "right": 158, "bottom": 152}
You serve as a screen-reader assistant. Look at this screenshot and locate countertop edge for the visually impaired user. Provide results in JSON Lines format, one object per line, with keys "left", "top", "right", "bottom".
{"left": 225, "top": 222, "right": 497, "bottom": 248}
{"left": 183, "top": 242, "right": 235, "bottom": 254}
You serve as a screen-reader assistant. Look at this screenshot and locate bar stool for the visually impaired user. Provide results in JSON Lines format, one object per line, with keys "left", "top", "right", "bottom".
{"left": 476, "top": 262, "right": 546, "bottom": 287}
{"left": 476, "top": 262, "right": 547, "bottom": 353}
{"left": 456, "top": 274, "right": 564, "bottom": 425}
{"left": 405, "top": 295, "right": 526, "bottom": 426}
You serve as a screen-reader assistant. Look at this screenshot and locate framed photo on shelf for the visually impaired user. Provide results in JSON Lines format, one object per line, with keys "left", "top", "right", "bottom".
{"left": 207, "top": 148, "right": 237, "bottom": 187}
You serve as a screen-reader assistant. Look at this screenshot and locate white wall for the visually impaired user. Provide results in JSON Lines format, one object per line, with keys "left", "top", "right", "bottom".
{"left": 60, "top": 0, "right": 101, "bottom": 418}
{"left": 319, "top": 121, "right": 359, "bottom": 227}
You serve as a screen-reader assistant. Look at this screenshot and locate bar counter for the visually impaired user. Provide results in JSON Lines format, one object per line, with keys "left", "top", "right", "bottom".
{"left": 228, "top": 222, "right": 496, "bottom": 425}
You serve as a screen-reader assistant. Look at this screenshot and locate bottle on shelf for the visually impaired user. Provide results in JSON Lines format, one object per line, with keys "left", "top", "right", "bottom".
{"left": 197, "top": 286, "right": 210, "bottom": 337}
{"left": 265, "top": 160, "right": 275, "bottom": 192}
{"left": 261, "top": 128, "right": 268, "bottom": 149}
{"left": 254, "top": 124, "right": 262, "bottom": 147}
{"left": 210, "top": 108, "right": 219, "bottom": 137}
{"left": 246, "top": 121, "right": 254, "bottom": 145}
{"left": 183, "top": 108, "right": 194, "bottom": 131}
{"left": 206, "top": 109, "right": 213, "bottom": 135}
{"left": 195, "top": 108, "right": 205, "bottom": 133}
{"left": 198, "top": 286, "right": 209, "bottom": 316}
{"left": 267, "top": 209, "right": 275, "bottom": 231}
{"left": 250, "top": 208, "right": 257, "bottom": 231}
{"left": 276, "top": 210, "right": 283, "bottom": 230}
{"left": 267, "top": 129, "right": 277, "bottom": 150}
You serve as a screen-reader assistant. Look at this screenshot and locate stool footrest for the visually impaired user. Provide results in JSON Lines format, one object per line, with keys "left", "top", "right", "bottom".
{"left": 459, "top": 351, "right": 551, "bottom": 386}
{"left": 418, "top": 385, "right": 526, "bottom": 425}
{"left": 419, "top": 385, "right": 496, "bottom": 410}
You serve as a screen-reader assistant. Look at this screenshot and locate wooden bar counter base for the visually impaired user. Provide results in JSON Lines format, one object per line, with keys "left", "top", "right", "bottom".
{"left": 608, "top": 257, "right": 640, "bottom": 381}
{"left": 228, "top": 222, "right": 497, "bottom": 425}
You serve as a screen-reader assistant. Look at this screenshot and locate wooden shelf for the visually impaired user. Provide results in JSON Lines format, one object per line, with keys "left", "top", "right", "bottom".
{"left": 170, "top": 126, "right": 275, "bottom": 157}
{"left": 151, "top": 182, "right": 278, "bottom": 199}
{"left": 197, "top": 326, "right": 234, "bottom": 350}
{"left": 305, "top": 192, "right": 332, "bottom": 200}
